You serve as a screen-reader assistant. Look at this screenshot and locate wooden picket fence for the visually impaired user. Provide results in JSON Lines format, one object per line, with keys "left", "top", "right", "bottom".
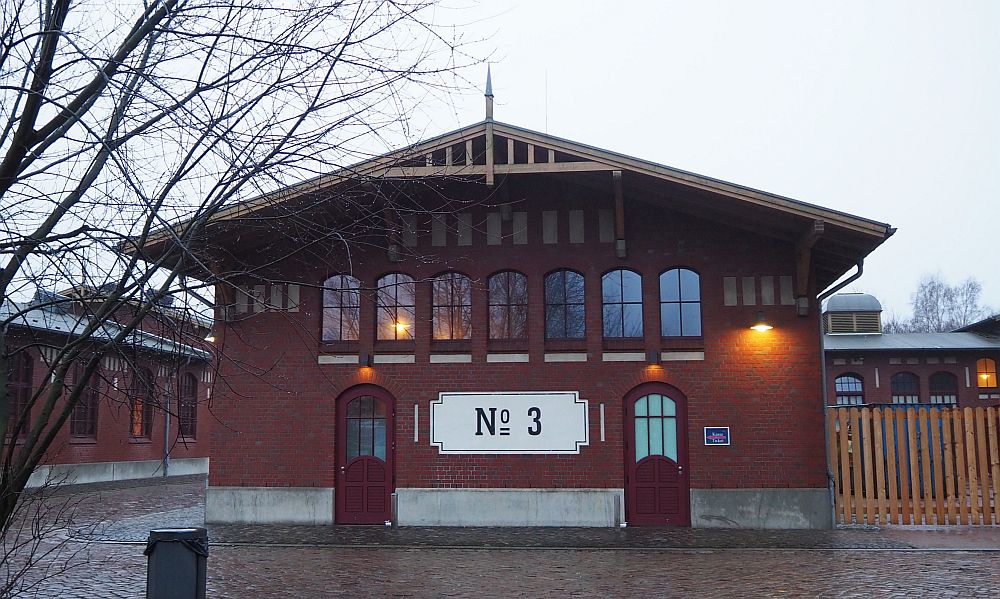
{"left": 827, "top": 406, "right": 1000, "bottom": 526}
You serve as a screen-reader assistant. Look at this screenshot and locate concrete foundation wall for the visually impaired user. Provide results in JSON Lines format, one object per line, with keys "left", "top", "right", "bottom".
{"left": 206, "top": 486, "right": 335, "bottom": 525}
{"left": 396, "top": 488, "right": 625, "bottom": 527}
{"left": 690, "top": 488, "right": 832, "bottom": 529}
{"left": 26, "top": 458, "right": 209, "bottom": 488}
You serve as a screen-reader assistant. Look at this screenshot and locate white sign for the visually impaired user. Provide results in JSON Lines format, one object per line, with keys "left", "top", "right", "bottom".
{"left": 430, "top": 392, "right": 589, "bottom": 454}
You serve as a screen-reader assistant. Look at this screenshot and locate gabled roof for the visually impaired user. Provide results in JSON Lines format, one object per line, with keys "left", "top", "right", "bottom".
{"left": 824, "top": 332, "right": 1000, "bottom": 352}
{"left": 1, "top": 301, "right": 211, "bottom": 360}
{"left": 954, "top": 314, "right": 1000, "bottom": 337}
{"left": 138, "top": 118, "right": 894, "bottom": 289}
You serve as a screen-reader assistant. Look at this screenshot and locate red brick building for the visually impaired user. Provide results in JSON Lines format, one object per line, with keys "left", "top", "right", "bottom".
{"left": 3, "top": 291, "right": 212, "bottom": 487}
{"left": 824, "top": 293, "right": 1000, "bottom": 408}
{"left": 142, "top": 94, "right": 893, "bottom": 528}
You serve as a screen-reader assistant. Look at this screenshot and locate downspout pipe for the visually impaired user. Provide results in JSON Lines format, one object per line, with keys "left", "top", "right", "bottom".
{"left": 816, "top": 259, "right": 864, "bottom": 528}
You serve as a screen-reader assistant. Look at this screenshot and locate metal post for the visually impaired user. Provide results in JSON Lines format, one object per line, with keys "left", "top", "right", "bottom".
{"left": 391, "top": 492, "right": 399, "bottom": 528}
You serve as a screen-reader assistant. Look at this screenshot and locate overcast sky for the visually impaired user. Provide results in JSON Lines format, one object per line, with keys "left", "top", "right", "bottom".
{"left": 414, "top": 0, "right": 999, "bottom": 320}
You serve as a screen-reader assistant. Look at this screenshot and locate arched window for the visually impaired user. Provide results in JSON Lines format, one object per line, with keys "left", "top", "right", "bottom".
{"left": 322, "top": 274, "right": 361, "bottom": 342}
{"left": 891, "top": 372, "right": 920, "bottom": 404}
{"left": 130, "top": 368, "right": 155, "bottom": 439}
{"left": 488, "top": 271, "right": 528, "bottom": 340}
{"left": 544, "top": 270, "right": 585, "bottom": 339}
{"left": 928, "top": 372, "right": 958, "bottom": 405}
{"left": 346, "top": 395, "right": 387, "bottom": 460}
{"left": 602, "top": 269, "right": 643, "bottom": 338}
{"left": 376, "top": 273, "right": 415, "bottom": 341}
{"left": 5, "top": 352, "right": 33, "bottom": 438}
{"left": 178, "top": 373, "right": 198, "bottom": 439}
{"left": 633, "top": 393, "right": 678, "bottom": 462}
{"left": 432, "top": 272, "right": 472, "bottom": 340}
{"left": 834, "top": 374, "right": 864, "bottom": 406}
{"left": 659, "top": 268, "right": 701, "bottom": 337}
{"left": 977, "top": 358, "right": 997, "bottom": 389}
{"left": 70, "top": 363, "right": 99, "bottom": 439}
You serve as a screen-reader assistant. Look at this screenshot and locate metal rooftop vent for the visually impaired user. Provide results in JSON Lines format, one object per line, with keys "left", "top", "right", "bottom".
{"left": 824, "top": 293, "right": 883, "bottom": 334}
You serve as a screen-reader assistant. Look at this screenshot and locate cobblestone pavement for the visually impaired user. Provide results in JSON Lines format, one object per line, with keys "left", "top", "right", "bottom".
{"left": 7, "top": 477, "right": 1000, "bottom": 598}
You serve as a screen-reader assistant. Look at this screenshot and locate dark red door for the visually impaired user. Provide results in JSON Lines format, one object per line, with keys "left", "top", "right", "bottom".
{"left": 625, "top": 385, "right": 690, "bottom": 526}
{"left": 336, "top": 387, "right": 394, "bottom": 524}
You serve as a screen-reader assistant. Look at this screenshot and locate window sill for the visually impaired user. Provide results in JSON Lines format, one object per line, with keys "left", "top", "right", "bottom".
{"left": 177, "top": 436, "right": 197, "bottom": 444}
{"left": 487, "top": 339, "right": 528, "bottom": 352}
{"left": 660, "top": 336, "right": 705, "bottom": 351}
{"left": 544, "top": 339, "right": 587, "bottom": 352}
{"left": 374, "top": 340, "right": 415, "bottom": 353}
{"left": 320, "top": 341, "right": 360, "bottom": 353}
{"left": 129, "top": 437, "right": 153, "bottom": 444}
{"left": 602, "top": 338, "right": 645, "bottom": 351}
{"left": 430, "top": 339, "right": 471, "bottom": 353}
{"left": 69, "top": 437, "right": 98, "bottom": 445}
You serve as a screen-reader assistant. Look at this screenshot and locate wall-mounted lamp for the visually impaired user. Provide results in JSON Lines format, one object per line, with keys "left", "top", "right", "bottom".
{"left": 646, "top": 350, "right": 661, "bottom": 365}
{"left": 204, "top": 334, "right": 216, "bottom": 343}
{"left": 750, "top": 311, "right": 773, "bottom": 332}
{"left": 359, "top": 352, "right": 373, "bottom": 367}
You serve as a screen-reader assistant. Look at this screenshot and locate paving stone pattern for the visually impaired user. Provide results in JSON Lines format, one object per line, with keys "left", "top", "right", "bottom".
{"left": 8, "top": 477, "right": 1000, "bottom": 598}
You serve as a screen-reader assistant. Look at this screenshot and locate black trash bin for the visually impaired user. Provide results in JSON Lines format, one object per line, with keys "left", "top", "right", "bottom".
{"left": 145, "top": 527, "right": 208, "bottom": 599}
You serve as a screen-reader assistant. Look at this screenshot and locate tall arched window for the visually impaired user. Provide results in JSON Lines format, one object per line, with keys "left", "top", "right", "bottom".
{"left": 178, "top": 373, "right": 198, "bottom": 439}
{"left": 432, "top": 272, "right": 472, "bottom": 340}
{"left": 488, "top": 271, "right": 528, "bottom": 340}
{"left": 602, "top": 269, "right": 643, "bottom": 338}
{"left": 660, "top": 268, "right": 701, "bottom": 337}
{"left": 977, "top": 358, "right": 997, "bottom": 388}
{"left": 70, "top": 363, "right": 99, "bottom": 439}
{"left": 130, "top": 368, "right": 155, "bottom": 438}
{"left": 376, "top": 273, "right": 415, "bottom": 341}
{"left": 891, "top": 372, "right": 920, "bottom": 404}
{"left": 544, "top": 270, "right": 585, "bottom": 339}
{"left": 6, "top": 352, "right": 33, "bottom": 438}
{"left": 834, "top": 373, "right": 864, "bottom": 406}
{"left": 928, "top": 372, "right": 958, "bottom": 405}
{"left": 322, "top": 274, "right": 361, "bottom": 342}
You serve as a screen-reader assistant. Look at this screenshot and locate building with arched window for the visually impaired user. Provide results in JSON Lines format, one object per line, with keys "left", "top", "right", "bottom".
{"left": 2, "top": 291, "right": 212, "bottom": 487}
{"left": 824, "top": 293, "right": 1000, "bottom": 408}
{"left": 136, "top": 89, "right": 897, "bottom": 530}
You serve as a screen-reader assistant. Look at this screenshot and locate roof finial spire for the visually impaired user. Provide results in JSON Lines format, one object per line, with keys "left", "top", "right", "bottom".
{"left": 485, "top": 65, "right": 494, "bottom": 121}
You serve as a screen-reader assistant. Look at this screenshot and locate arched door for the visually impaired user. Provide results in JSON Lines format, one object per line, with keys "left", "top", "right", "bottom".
{"left": 336, "top": 386, "right": 395, "bottom": 524}
{"left": 624, "top": 385, "right": 690, "bottom": 526}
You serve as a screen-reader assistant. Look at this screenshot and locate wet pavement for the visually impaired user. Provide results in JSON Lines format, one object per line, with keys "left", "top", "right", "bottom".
{"left": 6, "top": 476, "right": 1000, "bottom": 597}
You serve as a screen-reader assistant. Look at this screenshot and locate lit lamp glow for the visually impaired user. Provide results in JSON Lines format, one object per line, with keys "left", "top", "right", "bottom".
{"left": 750, "top": 311, "right": 773, "bottom": 332}
{"left": 395, "top": 321, "right": 410, "bottom": 334}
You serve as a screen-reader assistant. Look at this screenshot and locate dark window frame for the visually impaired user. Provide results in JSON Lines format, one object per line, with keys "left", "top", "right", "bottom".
{"left": 376, "top": 273, "right": 416, "bottom": 341}
{"left": 322, "top": 274, "right": 361, "bottom": 342}
{"left": 5, "top": 352, "right": 33, "bottom": 439}
{"left": 431, "top": 271, "right": 472, "bottom": 341}
{"left": 977, "top": 357, "right": 998, "bottom": 389}
{"left": 834, "top": 373, "right": 865, "bottom": 406}
{"left": 890, "top": 372, "right": 920, "bottom": 404}
{"left": 69, "top": 363, "right": 100, "bottom": 439}
{"left": 178, "top": 372, "right": 198, "bottom": 439}
{"left": 602, "top": 268, "right": 643, "bottom": 339}
{"left": 928, "top": 371, "right": 958, "bottom": 405}
{"left": 659, "top": 268, "right": 702, "bottom": 337}
{"left": 130, "top": 368, "right": 155, "bottom": 440}
{"left": 544, "top": 269, "right": 586, "bottom": 340}
{"left": 488, "top": 270, "right": 528, "bottom": 340}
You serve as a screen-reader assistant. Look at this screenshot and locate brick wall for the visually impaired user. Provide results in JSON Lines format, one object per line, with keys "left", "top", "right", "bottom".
{"left": 208, "top": 179, "right": 829, "bottom": 491}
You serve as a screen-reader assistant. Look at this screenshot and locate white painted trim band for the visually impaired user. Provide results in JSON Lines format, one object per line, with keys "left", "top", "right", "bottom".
{"left": 317, "top": 354, "right": 359, "bottom": 365}
{"left": 429, "top": 354, "right": 473, "bottom": 363}
{"left": 602, "top": 352, "right": 645, "bottom": 362}
{"left": 486, "top": 353, "right": 530, "bottom": 363}
{"left": 661, "top": 351, "right": 705, "bottom": 361}
{"left": 374, "top": 354, "right": 416, "bottom": 364}
{"left": 544, "top": 352, "right": 588, "bottom": 362}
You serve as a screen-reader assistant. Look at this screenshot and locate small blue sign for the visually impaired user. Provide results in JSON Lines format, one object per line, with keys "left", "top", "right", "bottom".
{"left": 704, "top": 427, "right": 730, "bottom": 446}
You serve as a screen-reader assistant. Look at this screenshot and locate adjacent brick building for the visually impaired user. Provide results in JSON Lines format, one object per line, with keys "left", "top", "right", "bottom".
{"left": 2, "top": 291, "right": 212, "bottom": 487}
{"left": 824, "top": 293, "right": 1000, "bottom": 408}
{"left": 140, "top": 93, "right": 894, "bottom": 528}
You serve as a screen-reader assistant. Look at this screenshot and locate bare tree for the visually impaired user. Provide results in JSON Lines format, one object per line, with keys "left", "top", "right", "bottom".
{"left": 0, "top": 0, "right": 476, "bottom": 580}
{"left": 890, "top": 274, "right": 991, "bottom": 333}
